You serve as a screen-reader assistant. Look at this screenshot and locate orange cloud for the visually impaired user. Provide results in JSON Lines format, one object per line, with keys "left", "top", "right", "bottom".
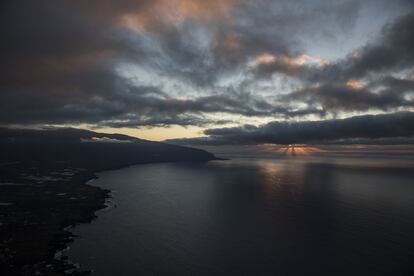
{"left": 294, "top": 54, "right": 328, "bottom": 67}
{"left": 251, "top": 53, "right": 328, "bottom": 75}
{"left": 346, "top": 79, "right": 366, "bottom": 90}
{"left": 253, "top": 53, "right": 327, "bottom": 68}
{"left": 253, "top": 53, "right": 277, "bottom": 65}
{"left": 121, "top": 0, "right": 236, "bottom": 32}
{"left": 170, "top": 0, "right": 235, "bottom": 22}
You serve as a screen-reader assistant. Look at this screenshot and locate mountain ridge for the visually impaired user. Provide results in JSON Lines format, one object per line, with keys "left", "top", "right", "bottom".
{"left": 0, "top": 127, "right": 217, "bottom": 171}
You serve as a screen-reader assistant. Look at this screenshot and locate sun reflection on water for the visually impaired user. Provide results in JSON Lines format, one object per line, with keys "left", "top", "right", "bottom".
{"left": 255, "top": 159, "right": 307, "bottom": 203}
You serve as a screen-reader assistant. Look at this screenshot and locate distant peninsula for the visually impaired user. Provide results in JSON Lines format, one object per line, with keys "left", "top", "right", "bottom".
{"left": 0, "top": 127, "right": 217, "bottom": 275}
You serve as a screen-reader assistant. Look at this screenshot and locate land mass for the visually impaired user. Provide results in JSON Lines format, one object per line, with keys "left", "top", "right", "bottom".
{"left": 0, "top": 127, "right": 216, "bottom": 275}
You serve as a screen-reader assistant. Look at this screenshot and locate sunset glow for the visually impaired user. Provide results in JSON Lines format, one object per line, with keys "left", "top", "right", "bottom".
{"left": 252, "top": 54, "right": 328, "bottom": 69}
{"left": 2, "top": 1, "right": 414, "bottom": 274}
{"left": 273, "top": 145, "right": 326, "bottom": 156}
{"left": 1, "top": 0, "right": 414, "bottom": 144}
{"left": 346, "top": 79, "right": 366, "bottom": 90}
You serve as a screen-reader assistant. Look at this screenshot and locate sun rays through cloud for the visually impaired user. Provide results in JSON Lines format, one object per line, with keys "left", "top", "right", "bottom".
{"left": 1, "top": 0, "right": 414, "bottom": 146}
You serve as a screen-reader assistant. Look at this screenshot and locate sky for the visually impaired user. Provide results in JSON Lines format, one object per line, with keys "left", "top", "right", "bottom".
{"left": 1, "top": 0, "right": 414, "bottom": 147}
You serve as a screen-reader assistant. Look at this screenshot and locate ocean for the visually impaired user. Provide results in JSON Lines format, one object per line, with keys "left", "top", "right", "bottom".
{"left": 66, "top": 157, "right": 414, "bottom": 275}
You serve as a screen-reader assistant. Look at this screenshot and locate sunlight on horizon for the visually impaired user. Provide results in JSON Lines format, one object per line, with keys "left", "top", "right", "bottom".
{"left": 270, "top": 145, "right": 326, "bottom": 156}
{"left": 83, "top": 125, "right": 205, "bottom": 141}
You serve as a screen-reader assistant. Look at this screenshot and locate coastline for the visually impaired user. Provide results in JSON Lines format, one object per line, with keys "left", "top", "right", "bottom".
{"left": 51, "top": 172, "right": 110, "bottom": 276}
{"left": 0, "top": 164, "right": 108, "bottom": 275}
{"left": 0, "top": 159, "right": 218, "bottom": 275}
{"left": 48, "top": 157, "right": 414, "bottom": 276}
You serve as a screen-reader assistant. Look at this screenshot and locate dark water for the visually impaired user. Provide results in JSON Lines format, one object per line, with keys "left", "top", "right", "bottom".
{"left": 67, "top": 158, "right": 414, "bottom": 275}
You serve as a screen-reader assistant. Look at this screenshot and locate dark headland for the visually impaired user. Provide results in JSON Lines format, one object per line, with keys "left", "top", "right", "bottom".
{"left": 0, "top": 127, "right": 217, "bottom": 275}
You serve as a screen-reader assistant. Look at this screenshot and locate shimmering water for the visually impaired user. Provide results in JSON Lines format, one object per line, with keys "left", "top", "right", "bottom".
{"left": 67, "top": 157, "right": 414, "bottom": 275}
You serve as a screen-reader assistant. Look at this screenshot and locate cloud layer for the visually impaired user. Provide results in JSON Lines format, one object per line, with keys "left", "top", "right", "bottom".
{"left": 1, "top": 0, "right": 414, "bottom": 145}
{"left": 168, "top": 112, "right": 414, "bottom": 145}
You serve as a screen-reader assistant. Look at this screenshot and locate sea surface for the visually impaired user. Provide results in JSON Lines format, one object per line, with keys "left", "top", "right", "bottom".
{"left": 66, "top": 157, "right": 414, "bottom": 275}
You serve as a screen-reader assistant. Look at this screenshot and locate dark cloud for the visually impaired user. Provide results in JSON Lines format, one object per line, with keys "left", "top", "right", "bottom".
{"left": 344, "top": 11, "right": 414, "bottom": 78}
{"left": 283, "top": 78, "right": 414, "bottom": 113}
{"left": 167, "top": 112, "right": 414, "bottom": 145}
{"left": 253, "top": 10, "right": 414, "bottom": 89}
{"left": 301, "top": 11, "right": 414, "bottom": 83}
{"left": 0, "top": 0, "right": 303, "bottom": 126}
{"left": 0, "top": 0, "right": 413, "bottom": 131}
{"left": 263, "top": 11, "right": 414, "bottom": 116}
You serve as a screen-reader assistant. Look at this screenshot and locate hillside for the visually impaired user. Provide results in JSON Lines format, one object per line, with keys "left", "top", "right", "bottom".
{"left": 0, "top": 127, "right": 216, "bottom": 171}
{"left": 0, "top": 128, "right": 216, "bottom": 275}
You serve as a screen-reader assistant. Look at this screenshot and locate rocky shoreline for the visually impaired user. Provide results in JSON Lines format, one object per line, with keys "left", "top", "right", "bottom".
{"left": 0, "top": 127, "right": 217, "bottom": 275}
{"left": 0, "top": 162, "right": 110, "bottom": 275}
